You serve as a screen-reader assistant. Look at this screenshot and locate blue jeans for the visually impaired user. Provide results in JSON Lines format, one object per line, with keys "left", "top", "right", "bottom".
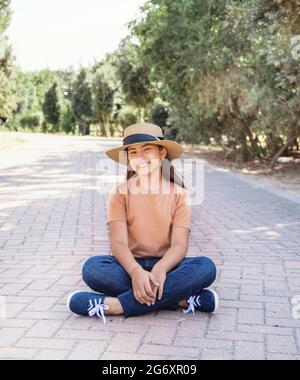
{"left": 82, "top": 255, "right": 217, "bottom": 317}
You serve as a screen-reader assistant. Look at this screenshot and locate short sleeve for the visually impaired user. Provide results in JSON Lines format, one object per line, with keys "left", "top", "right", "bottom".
{"left": 172, "top": 190, "right": 192, "bottom": 232}
{"left": 106, "top": 185, "right": 127, "bottom": 224}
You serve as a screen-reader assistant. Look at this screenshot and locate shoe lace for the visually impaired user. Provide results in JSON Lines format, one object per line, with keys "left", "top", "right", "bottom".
{"left": 87, "top": 298, "right": 109, "bottom": 324}
{"left": 182, "top": 295, "right": 201, "bottom": 317}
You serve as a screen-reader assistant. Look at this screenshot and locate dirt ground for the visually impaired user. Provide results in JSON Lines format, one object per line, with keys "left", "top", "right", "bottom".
{"left": 183, "top": 143, "right": 300, "bottom": 195}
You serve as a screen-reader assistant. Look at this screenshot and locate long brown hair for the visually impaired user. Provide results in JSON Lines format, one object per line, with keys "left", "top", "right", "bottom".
{"left": 125, "top": 145, "right": 186, "bottom": 189}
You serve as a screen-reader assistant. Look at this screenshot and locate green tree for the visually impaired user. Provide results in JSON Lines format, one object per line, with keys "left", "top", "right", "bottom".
{"left": 115, "top": 38, "right": 154, "bottom": 122}
{"left": 42, "top": 82, "right": 61, "bottom": 132}
{"left": 92, "top": 73, "right": 114, "bottom": 136}
{"left": 0, "top": 0, "right": 16, "bottom": 118}
{"left": 130, "top": 0, "right": 300, "bottom": 162}
{"left": 150, "top": 103, "right": 169, "bottom": 129}
{"left": 10, "top": 70, "right": 59, "bottom": 132}
{"left": 117, "top": 105, "right": 139, "bottom": 132}
{"left": 71, "top": 69, "right": 93, "bottom": 135}
{"left": 60, "top": 103, "right": 76, "bottom": 135}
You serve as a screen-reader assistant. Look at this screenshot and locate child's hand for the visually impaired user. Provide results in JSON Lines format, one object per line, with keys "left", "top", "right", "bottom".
{"left": 150, "top": 265, "right": 167, "bottom": 303}
{"left": 130, "top": 266, "right": 159, "bottom": 306}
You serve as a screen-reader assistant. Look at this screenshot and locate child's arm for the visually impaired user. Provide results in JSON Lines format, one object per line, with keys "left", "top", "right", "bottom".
{"left": 109, "top": 221, "right": 159, "bottom": 305}
{"left": 157, "top": 226, "right": 189, "bottom": 272}
{"left": 108, "top": 220, "right": 141, "bottom": 276}
{"left": 151, "top": 226, "right": 190, "bottom": 301}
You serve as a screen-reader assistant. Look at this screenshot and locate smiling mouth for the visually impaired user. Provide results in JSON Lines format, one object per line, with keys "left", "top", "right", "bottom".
{"left": 137, "top": 162, "right": 151, "bottom": 169}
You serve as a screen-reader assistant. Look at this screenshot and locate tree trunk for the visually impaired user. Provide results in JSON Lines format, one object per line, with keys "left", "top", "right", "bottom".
{"left": 244, "top": 124, "right": 264, "bottom": 159}
{"left": 292, "top": 137, "right": 299, "bottom": 151}
{"left": 228, "top": 96, "right": 260, "bottom": 161}
{"left": 79, "top": 122, "right": 90, "bottom": 136}
{"left": 104, "top": 116, "right": 111, "bottom": 137}
{"left": 270, "top": 130, "right": 300, "bottom": 168}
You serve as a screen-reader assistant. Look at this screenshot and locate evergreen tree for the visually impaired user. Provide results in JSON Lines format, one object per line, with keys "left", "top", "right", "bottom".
{"left": 42, "top": 82, "right": 61, "bottom": 132}
{"left": 71, "top": 69, "right": 93, "bottom": 135}
{"left": 92, "top": 73, "right": 114, "bottom": 136}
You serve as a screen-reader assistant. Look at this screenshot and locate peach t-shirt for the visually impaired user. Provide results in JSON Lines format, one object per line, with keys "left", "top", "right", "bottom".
{"left": 106, "top": 176, "right": 192, "bottom": 258}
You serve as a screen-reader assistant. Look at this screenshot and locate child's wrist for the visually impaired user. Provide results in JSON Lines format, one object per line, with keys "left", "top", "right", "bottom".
{"left": 154, "top": 261, "right": 168, "bottom": 273}
{"left": 129, "top": 265, "right": 142, "bottom": 278}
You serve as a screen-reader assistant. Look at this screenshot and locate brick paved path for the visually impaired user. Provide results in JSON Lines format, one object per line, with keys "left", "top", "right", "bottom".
{"left": 0, "top": 133, "right": 299, "bottom": 360}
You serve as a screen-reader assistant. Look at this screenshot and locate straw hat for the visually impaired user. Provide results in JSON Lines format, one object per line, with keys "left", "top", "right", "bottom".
{"left": 105, "top": 123, "right": 184, "bottom": 165}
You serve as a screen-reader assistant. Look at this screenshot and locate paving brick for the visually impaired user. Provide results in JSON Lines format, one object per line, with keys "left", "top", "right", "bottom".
{"left": 264, "top": 280, "right": 288, "bottom": 291}
{"left": 16, "top": 337, "right": 76, "bottom": 350}
{"left": 25, "top": 320, "right": 63, "bottom": 338}
{"left": 0, "top": 327, "right": 27, "bottom": 347}
{"left": 0, "top": 319, "right": 36, "bottom": 329}
{"left": 17, "top": 311, "right": 69, "bottom": 321}
{"left": 238, "top": 308, "right": 265, "bottom": 325}
{"left": 265, "top": 317, "right": 300, "bottom": 328}
{"left": 216, "top": 287, "right": 240, "bottom": 301}
{"left": 89, "top": 321, "right": 147, "bottom": 334}
{"left": 23, "top": 264, "right": 52, "bottom": 275}
{"left": 237, "top": 324, "right": 294, "bottom": 337}
{"left": 124, "top": 316, "right": 178, "bottom": 327}
{"left": 34, "top": 349, "right": 69, "bottom": 360}
{"left": 207, "top": 314, "right": 237, "bottom": 331}
{"left": 267, "top": 353, "right": 300, "bottom": 360}
{"left": 201, "top": 349, "right": 233, "bottom": 360}
{"left": 235, "top": 341, "right": 266, "bottom": 360}
{"left": 0, "top": 347, "right": 37, "bottom": 359}
{"left": 0, "top": 283, "right": 30, "bottom": 296}
{"left": 68, "top": 341, "right": 107, "bottom": 360}
{"left": 5, "top": 302, "right": 29, "bottom": 318}
{"left": 0, "top": 269, "right": 26, "bottom": 278}
{"left": 61, "top": 318, "right": 95, "bottom": 331}
{"left": 173, "top": 336, "right": 233, "bottom": 350}
{"left": 241, "top": 294, "right": 289, "bottom": 304}
{"left": 241, "top": 284, "right": 264, "bottom": 296}
{"left": 19, "top": 289, "right": 67, "bottom": 298}
{"left": 144, "top": 326, "right": 177, "bottom": 345}
{"left": 267, "top": 335, "right": 298, "bottom": 354}
{"left": 265, "top": 303, "right": 292, "bottom": 319}
{"left": 26, "top": 280, "right": 56, "bottom": 291}
{"left": 101, "top": 352, "right": 167, "bottom": 360}
{"left": 296, "top": 329, "right": 300, "bottom": 349}
{"left": 25, "top": 297, "right": 58, "bottom": 312}
{"left": 55, "top": 329, "right": 113, "bottom": 341}
{"left": 138, "top": 343, "right": 199, "bottom": 358}
{"left": 206, "top": 330, "right": 263, "bottom": 343}
{"left": 264, "top": 265, "right": 286, "bottom": 277}
{"left": 176, "top": 319, "right": 206, "bottom": 338}
{"left": 221, "top": 300, "right": 263, "bottom": 310}
{"left": 107, "top": 333, "right": 142, "bottom": 353}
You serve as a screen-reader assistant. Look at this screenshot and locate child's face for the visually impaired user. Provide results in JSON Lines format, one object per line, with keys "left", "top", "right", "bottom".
{"left": 127, "top": 143, "right": 167, "bottom": 177}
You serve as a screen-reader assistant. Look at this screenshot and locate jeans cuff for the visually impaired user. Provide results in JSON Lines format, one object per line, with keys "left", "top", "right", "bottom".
{"left": 117, "top": 293, "right": 131, "bottom": 318}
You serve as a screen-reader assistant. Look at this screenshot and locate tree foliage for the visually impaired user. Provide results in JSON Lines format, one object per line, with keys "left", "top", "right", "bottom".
{"left": 42, "top": 82, "right": 61, "bottom": 132}
{"left": 130, "top": 0, "right": 300, "bottom": 162}
{"left": 2, "top": 0, "right": 300, "bottom": 164}
{"left": 0, "top": 0, "right": 16, "bottom": 117}
{"left": 71, "top": 69, "right": 93, "bottom": 136}
{"left": 92, "top": 72, "right": 114, "bottom": 136}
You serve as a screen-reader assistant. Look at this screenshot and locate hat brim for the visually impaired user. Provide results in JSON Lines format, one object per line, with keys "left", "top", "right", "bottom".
{"left": 105, "top": 140, "right": 184, "bottom": 165}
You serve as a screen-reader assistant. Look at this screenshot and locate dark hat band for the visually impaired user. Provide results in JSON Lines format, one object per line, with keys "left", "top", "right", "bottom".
{"left": 123, "top": 133, "right": 164, "bottom": 147}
